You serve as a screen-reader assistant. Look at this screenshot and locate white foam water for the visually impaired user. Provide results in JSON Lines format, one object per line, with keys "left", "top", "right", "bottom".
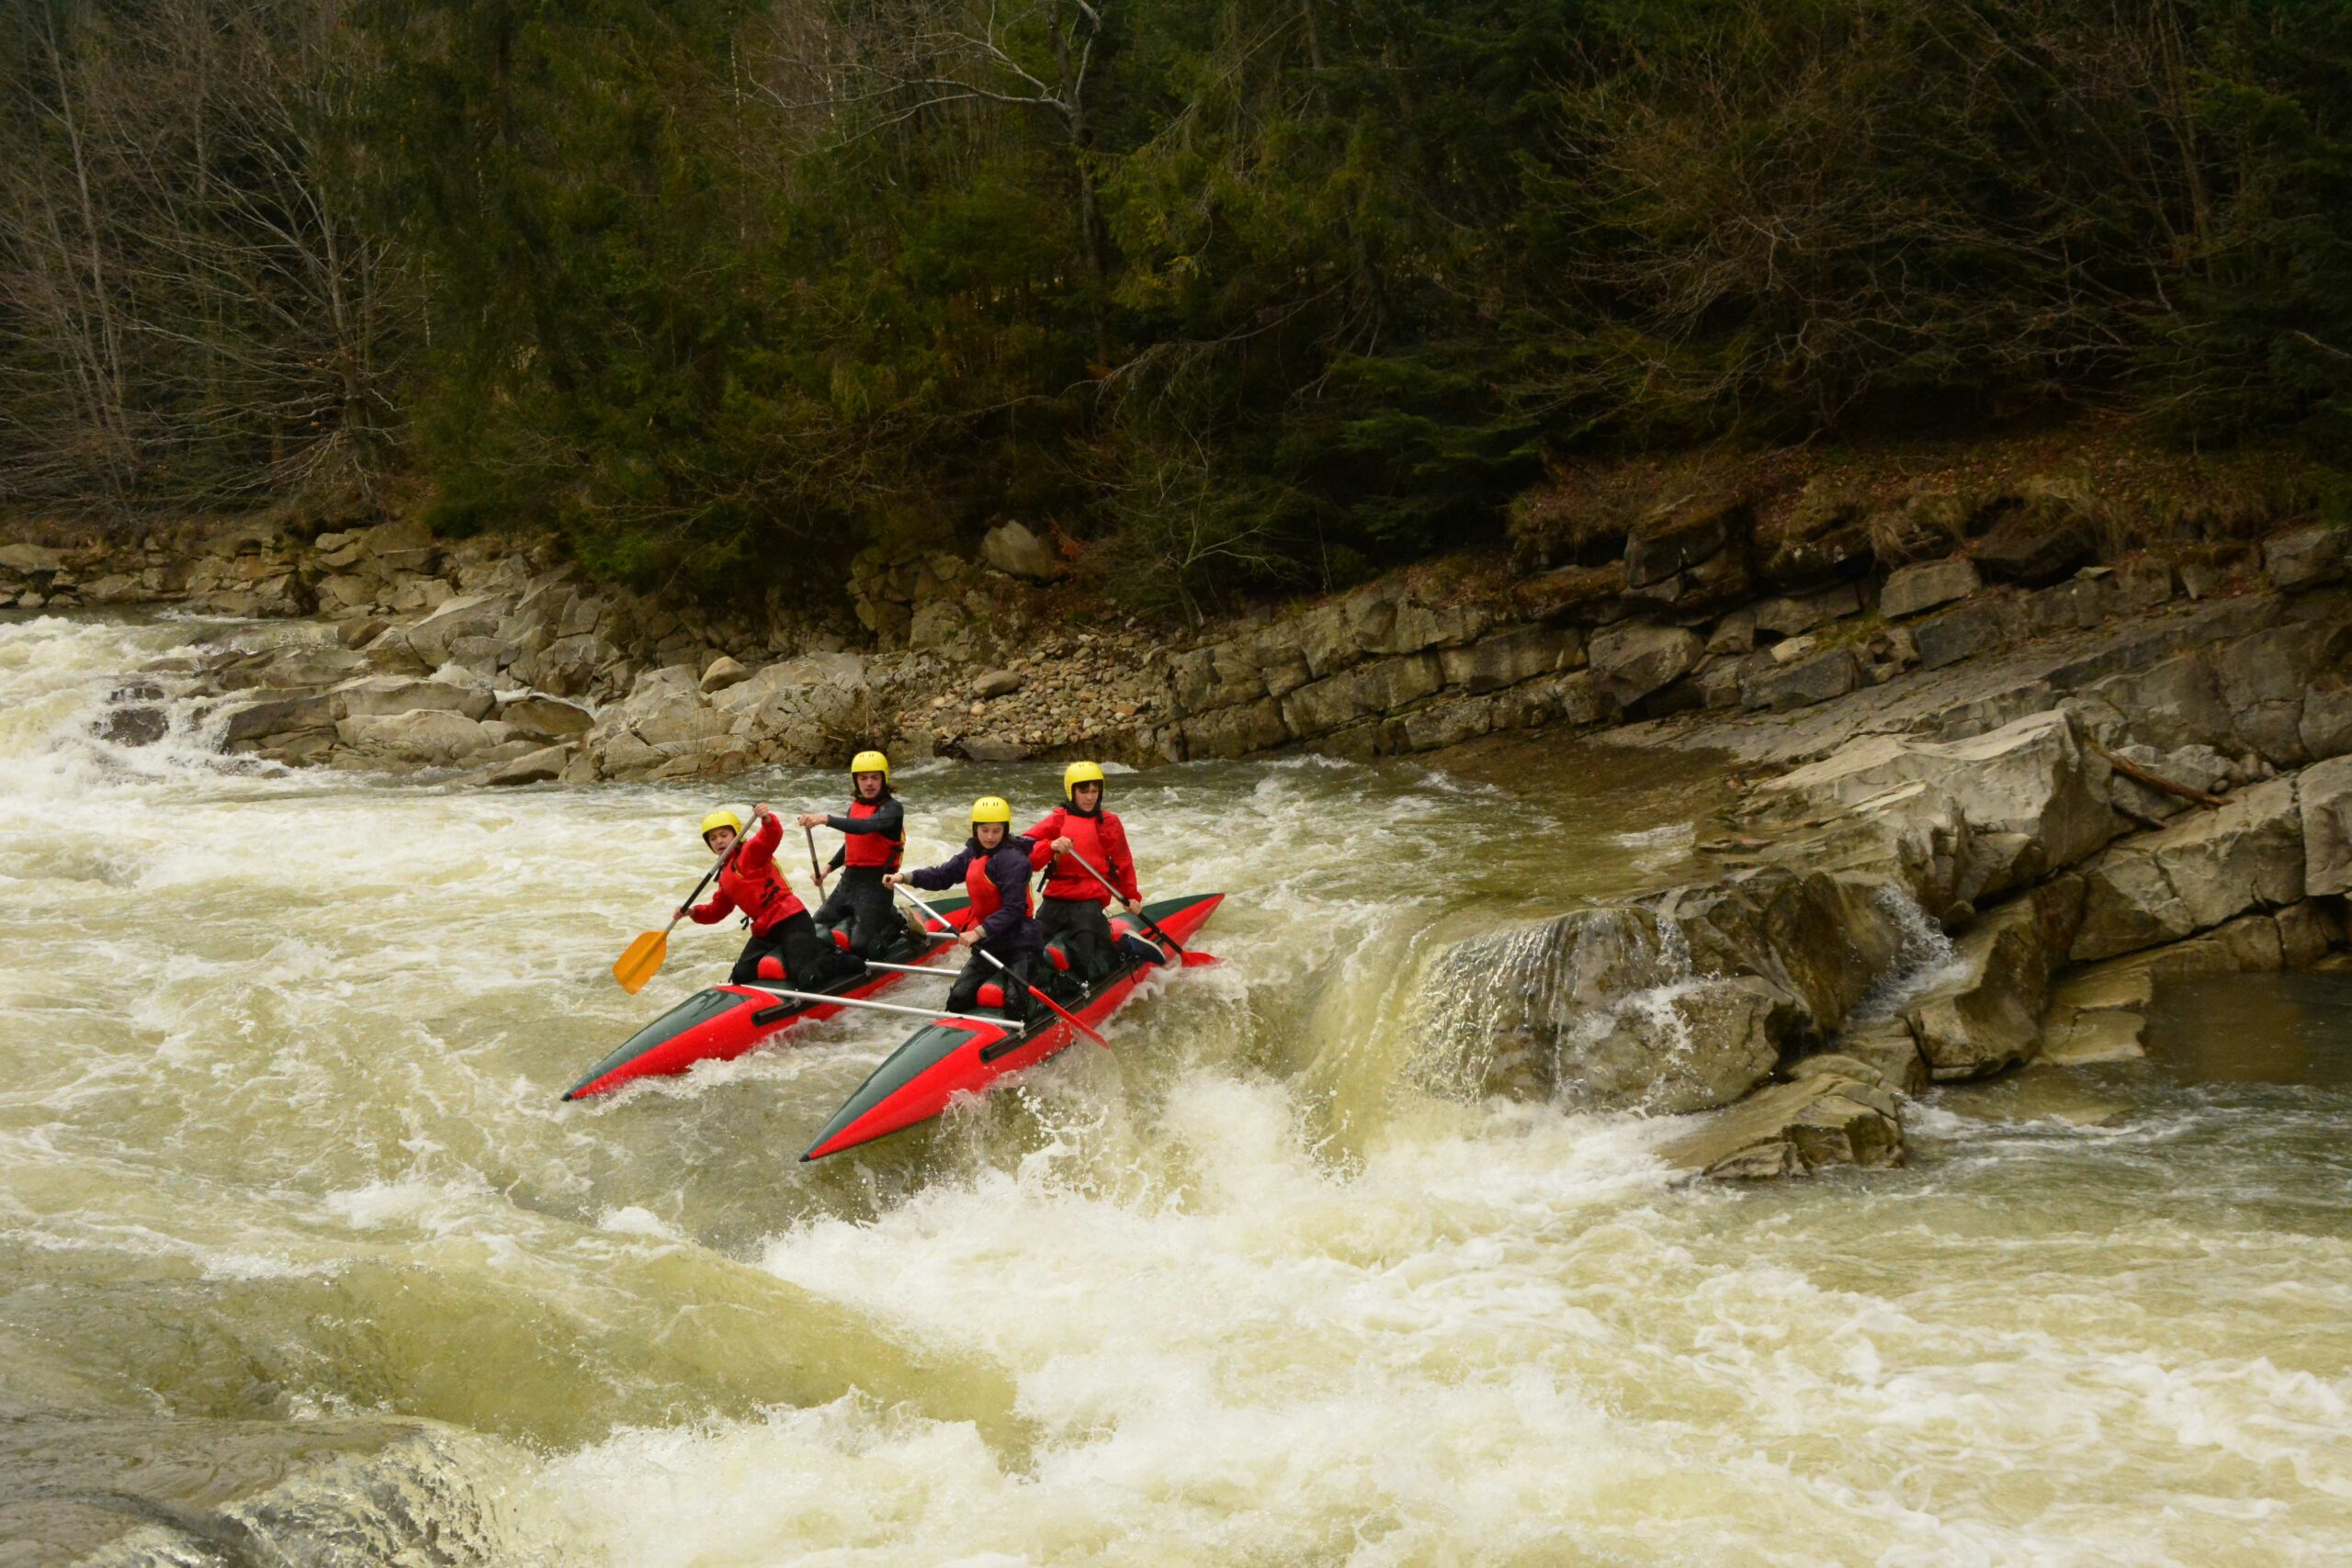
{"left": 6, "top": 610, "right": 2351, "bottom": 1565}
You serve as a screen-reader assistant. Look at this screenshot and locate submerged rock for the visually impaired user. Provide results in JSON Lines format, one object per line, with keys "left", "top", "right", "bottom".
{"left": 1655, "top": 1069, "right": 1904, "bottom": 1179}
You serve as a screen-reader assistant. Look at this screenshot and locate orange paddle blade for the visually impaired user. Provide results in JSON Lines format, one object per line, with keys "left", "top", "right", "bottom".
{"left": 613, "top": 930, "right": 669, "bottom": 995}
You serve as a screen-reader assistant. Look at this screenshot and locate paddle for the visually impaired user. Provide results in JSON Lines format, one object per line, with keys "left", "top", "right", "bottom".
{"left": 1055, "top": 845, "right": 1186, "bottom": 958}
{"left": 805, "top": 826, "right": 829, "bottom": 888}
{"left": 611, "top": 812, "right": 757, "bottom": 995}
{"left": 888, "top": 879, "right": 1110, "bottom": 1048}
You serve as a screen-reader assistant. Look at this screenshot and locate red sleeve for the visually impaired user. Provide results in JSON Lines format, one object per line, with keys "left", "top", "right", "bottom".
{"left": 1102, "top": 814, "right": 1141, "bottom": 902}
{"left": 1025, "top": 808, "right": 1065, "bottom": 870}
{"left": 738, "top": 811, "right": 783, "bottom": 871}
{"left": 689, "top": 889, "right": 735, "bottom": 924}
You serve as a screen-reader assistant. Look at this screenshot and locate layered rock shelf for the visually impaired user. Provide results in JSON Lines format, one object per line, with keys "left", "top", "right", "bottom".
{"left": 1429, "top": 581, "right": 2352, "bottom": 1181}
{"left": 17, "top": 467, "right": 2347, "bottom": 785}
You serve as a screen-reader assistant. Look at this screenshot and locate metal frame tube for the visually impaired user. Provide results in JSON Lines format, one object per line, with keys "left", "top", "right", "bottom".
{"left": 741, "top": 986, "right": 999, "bottom": 1028}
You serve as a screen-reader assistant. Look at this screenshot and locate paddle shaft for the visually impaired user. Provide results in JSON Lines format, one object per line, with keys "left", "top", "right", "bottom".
{"left": 656, "top": 814, "right": 756, "bottom": 942}
{"left": 805, "top": 825, "right": 828, "bottom": 888}
{"left": 740, "top": 984, "right": 996, "bottom": 1027}
{"left": 614, "top": 810, "right": 769, "bottom": 993}
{"left": 1056, "top": 846, "right": 1184, "bottom": 955}
{"left": 889, "top": 879, "right": 1107, "bottom": 1046}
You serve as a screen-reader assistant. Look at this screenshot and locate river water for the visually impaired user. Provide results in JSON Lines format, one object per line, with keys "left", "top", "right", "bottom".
{"left": 4, "top": 612, "right": 2350, "bottom": 1566}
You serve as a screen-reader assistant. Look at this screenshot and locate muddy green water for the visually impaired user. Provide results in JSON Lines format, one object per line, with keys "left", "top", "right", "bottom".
{"left": 4, "top": 613, "right": 2350, "bottom": 1566}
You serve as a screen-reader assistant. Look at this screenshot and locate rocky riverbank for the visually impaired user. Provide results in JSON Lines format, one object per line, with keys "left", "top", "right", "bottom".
{"left": 10, "top": 457, "right": 2342, "bottom": 789}
{"left": 1430, "top": 570, "right": 2352, "bottom": 1181}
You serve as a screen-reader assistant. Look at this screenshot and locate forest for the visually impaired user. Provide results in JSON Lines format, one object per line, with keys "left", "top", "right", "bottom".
{"left": 4, "top": 0, "right": 2349, "bottom": 615}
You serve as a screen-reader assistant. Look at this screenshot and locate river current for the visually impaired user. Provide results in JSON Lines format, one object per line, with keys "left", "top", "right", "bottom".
{"left": 4, "top": 611, "right": 2350, "bottom": 1566}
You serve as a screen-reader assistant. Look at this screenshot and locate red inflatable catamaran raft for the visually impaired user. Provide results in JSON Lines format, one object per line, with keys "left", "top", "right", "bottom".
{"left": 564, "top": 895, "right": 976, "bottom": 1100}
{"left": 802, "top": 892, "right": 1223, "bottom": 1159}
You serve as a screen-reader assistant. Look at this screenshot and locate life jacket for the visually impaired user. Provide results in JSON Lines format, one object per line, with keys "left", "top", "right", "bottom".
{"left": 1033, "top": 806, "right": 1123, "bottom": 904}
{"left": 717, "top": 819, "right": 806, "bottom": 935}
{"left": 965, "top": 844, "right": 1032, "bottom": 926}
{"left": 841, "top": 795, "right": 903, "bottom": 871}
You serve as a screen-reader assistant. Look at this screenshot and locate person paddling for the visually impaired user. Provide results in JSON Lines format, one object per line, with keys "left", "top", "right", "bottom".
{"left": 1025, "top": 761, "right": 1144, "bottom": 982}
{"left": 885, "top": 796, "right": 1042, "bottom": 1021}
{"left": 685, "top": 806, "right": 841, "bottom": 989}
{"left": 797, "top": 750, "right": 905, "bottom": 961}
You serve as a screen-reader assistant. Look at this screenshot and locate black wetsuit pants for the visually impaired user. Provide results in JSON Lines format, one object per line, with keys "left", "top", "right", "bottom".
{"left": 1038, "top": 896, "right": 1117, "bottom": 983}
{"left": 945, "top": 945, "right": 1040, "bottom": 1022}
{"left": 813, "top": 867, "right": 900, "bottom": 958}
{"left": 730, "top": 912, "right": 849, "bottom": 988}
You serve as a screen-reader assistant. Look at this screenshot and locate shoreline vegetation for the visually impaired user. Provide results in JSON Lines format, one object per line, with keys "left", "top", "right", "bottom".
{"left": 6, "top": 1, "right": 2352, "bottom": 619}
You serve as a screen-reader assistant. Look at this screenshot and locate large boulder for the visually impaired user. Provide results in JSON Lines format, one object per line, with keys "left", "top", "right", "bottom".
{"left": 402, "top": 593, "right": 506, "bottom": 667}
{"left": 1588, "top": 622, "right": 1702, "bottom": 711}
{"left": 511, "top": 633, "right": 622, "bottom": 698}
{"left": 1879, "top": 558, "right": 1981, "bottom": 619}
{"left": 1752, "top": 583, "right": 1860, "bottom": 638}
{"left": 1279, "top": 654, "right": 1444, "bottom": 740}
{"left": 1759, "top": 710, "right": 2121, "bottom": 902}
{"left": 2300, "top": 754, "right": 2352, "bottom": 897}
{"left": 218, "top": 643, "right": 368, "bottom": 692}
{"left": 330, "top": 674, "right": 494, "bottom": 722}
{"left": 699, "top": 655, "right": 752, "bottom": 694}
{"left": 2072, "top": 775, "right": 2305, "bottom": 961}
{"left": 1576, "top": 976, "right": 1804, "bottom": 1113}
{"left": 2210, "top": 622, "right": 2352, "bottom": 769}
{"left": 469, "top": 743, "right": 574, "bottom": 786}
{"left": 1743, "top": 647, "right": 1860, "bottom": 713}
{"left": 1656, "top": 1071, "right": 1904, "bottom": 1179}
{"left": 727, "top": 650, "right": 872, "bottom": 764}
{"left": 1904, "top": 879, "right": 2081, "bottom": 1081}
{"left": 1624, "top": 498, "right": 1742, "bottom": 588}
{"left": 1758, "top": 499, "right": 1875, "bottom": 591}
{"left": 1438, "top": 626, "right": 1584, "bottom": 694}
{"left": 496, "top": 694, "right": 594, "bottom": 742}
{"left": 219, "top": 691, "right": 339, "bottom": 746}
{"left": 1971, "top": 498, "right": 2096, "bottom": 586}
{"left": 1425, "top": 866, "right": 1913, "bottom": 1113}
{"left": 2084, "top": 650, "right": 2243, "bottom": 756}
{"left": 2266, "top": 525, "right": 2346, "bottom": 592}
{"left": 0, "top": 543, "right": 69, "bottom": 575}
{"left": 618, "top": 667, "right": 724, "bottom": 749}
{"left": 355, "top": 516, "right": 438, "bottom": 574}
{"left": 334, "top": 709, "right": 497, "bottom": 766}
{"left": 979, "top": 521, "right": 1066, "bottom": 582}
{"left": 1912, "top": 596, "right": 2023, "bottom": 671}
{"left": 1181, "top": 697, "right": 1291, "bottom": 759}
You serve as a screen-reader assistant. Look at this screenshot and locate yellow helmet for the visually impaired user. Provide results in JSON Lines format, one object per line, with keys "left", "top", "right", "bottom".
{"left": 1062, "top": 760, "right": 1106, "bottom": 801}
{"left": 698, "top": 808, "right": 744, "bottom": 840}
{"left": 849, "top": 749, "right": 890, "bottom": 780}
{"left": 969, "top": 795, "right": 1012, "bottom": 825}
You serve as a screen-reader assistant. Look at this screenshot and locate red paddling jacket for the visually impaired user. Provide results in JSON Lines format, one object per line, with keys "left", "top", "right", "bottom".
{"left": 687, "top": 814, "right": 807, "bottom": 936}
{"left": 1024, "top": 805, "right": 1139, "bottom": 904}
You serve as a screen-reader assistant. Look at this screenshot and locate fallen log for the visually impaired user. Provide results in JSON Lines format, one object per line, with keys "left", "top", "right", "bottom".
{"left": 2093, "top": 743, "right": 2227, "bottom": 809}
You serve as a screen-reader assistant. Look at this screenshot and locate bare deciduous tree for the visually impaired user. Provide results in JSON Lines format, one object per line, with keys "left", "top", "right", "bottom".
{"left": 0, "top": 0, "right": 410, "bottom": 520}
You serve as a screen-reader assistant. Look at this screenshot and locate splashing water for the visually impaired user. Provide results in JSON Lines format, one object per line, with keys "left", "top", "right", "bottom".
{"left": 6, "top": 610, "right": 2352, "bottom": 1565}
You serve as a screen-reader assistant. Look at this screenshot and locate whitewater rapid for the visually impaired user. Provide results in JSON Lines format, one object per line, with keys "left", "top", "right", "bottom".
{"left": 5, "top": 610, "right": 2351, "bottom": 1565}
